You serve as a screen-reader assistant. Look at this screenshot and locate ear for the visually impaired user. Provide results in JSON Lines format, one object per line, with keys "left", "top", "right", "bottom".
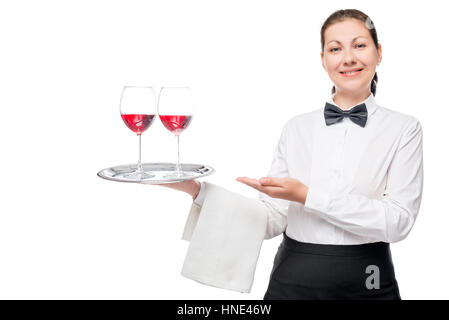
{"left": 377, "top": 43, "right": 382, "bottom": 65}
{"left": 320, "top": 52, "right": 326, "bottom": 70}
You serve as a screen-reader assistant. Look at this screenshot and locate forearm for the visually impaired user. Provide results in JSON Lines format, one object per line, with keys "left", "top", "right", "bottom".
{"left": 304, "top": 187, "right": 419, "bottom": 243}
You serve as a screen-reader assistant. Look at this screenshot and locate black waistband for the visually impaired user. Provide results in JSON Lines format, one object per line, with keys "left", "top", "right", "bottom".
{"left": 282, "top": 233, "right": 390, "bottom": 257}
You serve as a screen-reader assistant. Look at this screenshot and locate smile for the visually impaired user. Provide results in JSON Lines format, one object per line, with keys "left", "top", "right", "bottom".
{"left": 340, "top": 69, "right": 363, "bottom": 77}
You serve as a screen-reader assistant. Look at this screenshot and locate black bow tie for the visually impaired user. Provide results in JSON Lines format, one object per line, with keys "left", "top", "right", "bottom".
{"left": 324, "top": 102, "right": 368, "bottom": 128}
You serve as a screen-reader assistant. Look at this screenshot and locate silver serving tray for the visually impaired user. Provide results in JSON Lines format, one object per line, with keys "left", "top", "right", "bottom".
{"left": 97, "top": 162, "right": 214, "bottom": 184}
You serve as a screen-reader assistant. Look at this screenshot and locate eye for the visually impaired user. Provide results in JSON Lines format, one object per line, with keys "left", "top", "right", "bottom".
{"left": 330, "top": 47, "right": 339, "bottom": 52}
{"left": 356, "top": 44, "right": 366, "bottom": 48}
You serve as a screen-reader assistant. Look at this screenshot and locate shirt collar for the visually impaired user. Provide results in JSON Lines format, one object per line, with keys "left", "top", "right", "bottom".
{"left": 327, "top": 92, "right": 378, "bottom": 118}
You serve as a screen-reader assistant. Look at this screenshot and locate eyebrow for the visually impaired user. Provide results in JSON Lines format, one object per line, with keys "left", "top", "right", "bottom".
{"left": 327, "top": 36, "right": 366, "bottom": 46}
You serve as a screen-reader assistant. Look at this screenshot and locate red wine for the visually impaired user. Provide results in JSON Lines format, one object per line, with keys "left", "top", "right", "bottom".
{"left": 159, "top": 115, "right": 192, "bottom": 135}
{"left": 121, "top": 114, "right": 155, "bottom": 135}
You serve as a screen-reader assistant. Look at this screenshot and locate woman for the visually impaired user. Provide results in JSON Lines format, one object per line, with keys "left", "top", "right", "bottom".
{"left": 158, "top": 9, "right": 423, "bottom": 300}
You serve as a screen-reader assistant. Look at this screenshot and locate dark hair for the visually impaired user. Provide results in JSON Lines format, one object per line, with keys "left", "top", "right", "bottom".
{"left": 320, "top": 9, "right": 379, "bottom": 96}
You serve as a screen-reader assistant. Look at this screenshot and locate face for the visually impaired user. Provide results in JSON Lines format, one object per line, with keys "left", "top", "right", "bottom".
{"left": 321, "top": 18, "right": 382, "bottom": 96}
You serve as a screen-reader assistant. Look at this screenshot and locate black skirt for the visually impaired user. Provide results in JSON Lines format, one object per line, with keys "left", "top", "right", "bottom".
{"left": 264, "top": 233, "right": 401, "bottom": 300}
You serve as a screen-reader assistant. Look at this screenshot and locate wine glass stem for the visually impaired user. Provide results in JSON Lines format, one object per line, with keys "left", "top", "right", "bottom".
{"left": 137, "top": 134, "right": 143, "bottom": 173}
{"left": 176, "top": 134, "right": 181, "bottom": 176}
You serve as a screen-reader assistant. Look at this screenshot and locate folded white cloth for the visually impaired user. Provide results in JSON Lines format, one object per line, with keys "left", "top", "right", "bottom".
{"left": 181, "top": 182, "right": 267, "bottom": 293}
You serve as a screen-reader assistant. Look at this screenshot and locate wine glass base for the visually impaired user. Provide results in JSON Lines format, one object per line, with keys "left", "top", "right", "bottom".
{"left": 118, "top": 170, "right": 156, "bottom": 181}
{"left": 162, "top": 171, "right": 196, "bottom": 179}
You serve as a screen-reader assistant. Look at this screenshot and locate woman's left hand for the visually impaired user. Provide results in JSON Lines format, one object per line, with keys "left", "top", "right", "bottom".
{"left": 236, "top": 176, "right": 309, "bottom": 205}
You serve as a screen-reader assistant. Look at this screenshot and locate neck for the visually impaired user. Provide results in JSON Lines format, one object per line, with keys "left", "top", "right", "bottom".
{"left": 333, "top": 90, "right": 371, "bottom": 110}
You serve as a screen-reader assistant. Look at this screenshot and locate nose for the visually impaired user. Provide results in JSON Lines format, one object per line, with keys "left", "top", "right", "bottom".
{"left": 342, "top": 48, "right": 357, "bottom": 65}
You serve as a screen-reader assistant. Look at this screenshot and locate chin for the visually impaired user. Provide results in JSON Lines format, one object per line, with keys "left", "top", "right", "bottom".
{"left": 334, "top": 81, "right": 371, "bottom": 93}
{"left": 335, "top": 85, "right": 363, "bottom": 92}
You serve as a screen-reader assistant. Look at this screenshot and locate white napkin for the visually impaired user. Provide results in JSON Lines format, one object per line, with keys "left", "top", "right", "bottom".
{"left": 181, "top": 182, "right": 268, "bottom": 293}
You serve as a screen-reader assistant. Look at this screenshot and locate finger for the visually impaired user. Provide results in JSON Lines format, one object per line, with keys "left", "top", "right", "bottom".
{"left": 236, "top": 177, "right": 259, "bottom": 185}
{"left": 236, "top": 177, "right": 284, "bottom": 198}
{"left": 236, "top": 177, "right": 262, "bottom": 190}
{"left": 259, "top": 177, "right": 281, "bottom": 186}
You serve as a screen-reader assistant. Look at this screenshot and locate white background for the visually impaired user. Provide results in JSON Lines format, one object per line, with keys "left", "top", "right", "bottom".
{"left": 0, "top": 0, "right": 447, "bottom": 299}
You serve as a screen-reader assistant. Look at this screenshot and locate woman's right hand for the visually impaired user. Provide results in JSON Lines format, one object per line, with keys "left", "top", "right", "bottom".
{"left": 142, "top": 179, "right": 201, "bottom": 200}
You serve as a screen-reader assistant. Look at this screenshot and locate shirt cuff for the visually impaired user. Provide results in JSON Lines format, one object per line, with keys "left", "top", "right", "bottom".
{"left": 193, "top": 181, "right": 207, "bottom": 207}
{"left": 304, "top": 185, "right": 330, "bottom": 214}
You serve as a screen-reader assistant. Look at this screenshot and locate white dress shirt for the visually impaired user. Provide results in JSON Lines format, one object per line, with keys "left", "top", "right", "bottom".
{"left": 192, "top": 92, "right": 424, "bottom": 245}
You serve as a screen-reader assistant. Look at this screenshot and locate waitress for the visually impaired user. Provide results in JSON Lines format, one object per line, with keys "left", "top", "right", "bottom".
{"left": 159, "top": 9, "right": 423, "bottom": 300}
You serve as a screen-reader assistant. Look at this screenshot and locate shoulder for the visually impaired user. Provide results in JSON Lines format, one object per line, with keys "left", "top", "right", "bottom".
{"left": 375, "top": 105, "right": 423, "bottom": 149}
{"left": 376, "top": 105, "right": 422, "bottom": 134}
{"left": 282, "top": 108, "right": 322, "bottom": 133}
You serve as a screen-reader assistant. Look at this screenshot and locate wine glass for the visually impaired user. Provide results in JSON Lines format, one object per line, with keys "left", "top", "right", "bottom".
{"left": 157, "top": 86, "right": 195, "bottom": 178}
{"left": 120, "top": 86, "right": 157, "bottom": 180}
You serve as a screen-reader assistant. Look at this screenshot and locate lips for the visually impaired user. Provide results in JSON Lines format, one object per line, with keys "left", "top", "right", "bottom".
{"left": 339, "top": 68, "right": 364, "bottom": 78}
{"left": 340, "top": 68, "right": 363, "bottom": 74}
